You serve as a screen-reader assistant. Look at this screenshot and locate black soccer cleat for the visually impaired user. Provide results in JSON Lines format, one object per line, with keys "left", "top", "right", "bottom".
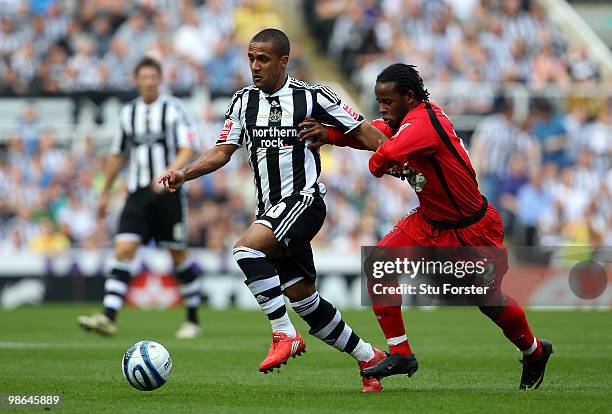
{"left": 360, "top": 352, "right": 419, "bottom": 379}
{"left": 519, "top": 339, "right": 553, "bottom": 390}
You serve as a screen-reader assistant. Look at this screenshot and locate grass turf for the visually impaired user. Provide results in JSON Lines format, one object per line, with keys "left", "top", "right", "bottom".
{"left": 0, "top": 305, "right": 610, "bottom": 413}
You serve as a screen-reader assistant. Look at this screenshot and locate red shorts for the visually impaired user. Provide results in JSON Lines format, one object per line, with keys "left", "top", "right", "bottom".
{"left": 377, "top": 205, "right": 509, "bottom": 294}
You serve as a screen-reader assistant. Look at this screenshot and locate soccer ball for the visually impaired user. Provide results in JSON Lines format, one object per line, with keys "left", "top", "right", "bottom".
{"left": 122, "top": 341, "right": 172, "bottom": 391}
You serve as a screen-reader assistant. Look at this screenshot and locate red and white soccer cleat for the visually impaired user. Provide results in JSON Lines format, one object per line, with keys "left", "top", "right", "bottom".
{"left": 358, "top": 347, "right": 386, "bottom": 392}
{"left": 259, "top": 331, "right": 306, "bottom": 373}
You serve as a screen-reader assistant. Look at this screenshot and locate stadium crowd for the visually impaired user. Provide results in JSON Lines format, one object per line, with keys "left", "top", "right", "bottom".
{"left": 0, "top": 0, "right": 610, "bottom": 256}
{"left": 303, "top": 0, "right": 602, "bottom": 115}
{"left": 1, "top": 98, "right": 610, "bottom": 255}
{"left": 0, "top": 0, "right": 297, "bottom": 122}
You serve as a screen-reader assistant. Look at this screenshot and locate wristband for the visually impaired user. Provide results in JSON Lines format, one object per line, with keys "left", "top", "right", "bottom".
{"left": 327, "top": 127, "right": 345, "bottom": 146}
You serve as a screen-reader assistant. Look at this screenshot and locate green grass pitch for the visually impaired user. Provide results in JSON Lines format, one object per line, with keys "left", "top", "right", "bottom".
{"left": 0, "top": 305, "right": 610, "bottom": 413}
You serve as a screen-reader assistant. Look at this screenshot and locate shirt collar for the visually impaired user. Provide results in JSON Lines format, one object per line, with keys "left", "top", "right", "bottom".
{"left": 139, "top": 94, "right": 164, "bottom": 107}
{"left": 261, "top": 75, "right": 291, "bottom": 98}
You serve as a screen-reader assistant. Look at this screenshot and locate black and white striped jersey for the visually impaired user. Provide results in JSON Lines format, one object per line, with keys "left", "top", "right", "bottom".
{"left": 110, "top": 95, "right": 197, "bottom": 193}
{"left": 216, "top": 76, "right": 364, "bottom": 216}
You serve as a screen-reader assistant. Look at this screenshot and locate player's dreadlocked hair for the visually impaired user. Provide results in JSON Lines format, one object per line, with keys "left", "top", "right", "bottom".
{"left": 376, "top": 64, "right": 430, "bottom": 102}
{"left": 251, "top": 28, "right": 290, "bottom": 57}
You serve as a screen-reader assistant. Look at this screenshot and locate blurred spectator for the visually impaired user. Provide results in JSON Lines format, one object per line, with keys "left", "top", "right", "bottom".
{"left": 113, "top": 10, "right": 155, "bottom": 64}
{"left": 531, "top": 41, "right": 570, "bottom": 88}
{"left": 206, "top": 37, "right": 248, "bottom": 98}
{"left": 568, "top": 44, "right": 599, "bottom": 84}
{"left": 530, "top": 98, "right": 569, "bottom": 167}
{"left": 470, "top": 98, "right": 539, "bottom": 204}
{"left": 573, "top": 150, "right": 601, "bottom": 195}
{"left": 174, "top": 5, "right": 211, "bottom": 65}
{"left": 17, "top": 102, "right": 42, "bottom": 154}
{"left": 563, "top": 103, "right": 591, "bottom": 164}
{"left": 56, "top": 194, "right": 97, "bottom": 244}
{"left": 91, "top": 13, "right": 114, "bottom": 57}
{"left": 583, "top": 106, "right": 612, "bottom": 175}
{"left": 515, "top": 172, "right": 554, "bottom": 246}
{"left": 29, "top": 217, "right": 70, "bottom": 254}
{"left": 100, "top": 37, "right": 134, "bottom": 99}
{"left": 497, "top": 154, "right": 530, "bottom": 234}
{"left": 0, "top": 18, "right": 22, "bottom": 57}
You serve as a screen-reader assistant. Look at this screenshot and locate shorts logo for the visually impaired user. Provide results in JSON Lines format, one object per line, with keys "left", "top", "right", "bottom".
{"left": 342, "top": 103, "right": 360, "bottom": 120}
{"left": 173, "top": 223, "right": 185, "bottom": 241}
{"left": 218, "top": 119, "right": 233, "bottom": 141}
{"left": 266, "top": 202, "right": 287, "bottom": 219}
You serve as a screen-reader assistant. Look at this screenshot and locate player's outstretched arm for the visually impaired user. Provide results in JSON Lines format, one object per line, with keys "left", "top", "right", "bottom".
{"left": 299, "top": 119, "right": 387, "bottom": 151}
{"left": 158, "top": 144, "right": 238, "bottom": 192}
{"left": 347, "top": 121, "right": 388, "bottom": 151}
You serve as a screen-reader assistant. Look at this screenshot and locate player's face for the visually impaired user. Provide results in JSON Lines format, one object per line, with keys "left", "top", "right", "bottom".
{"left": 375, "top": 81, "right": 414, "bottom": 131}
{"left": 135, "top": 66, "right": 161, "bottom": 102}
{"left": 248, "top": 41, "right": 288, "bottom": 93}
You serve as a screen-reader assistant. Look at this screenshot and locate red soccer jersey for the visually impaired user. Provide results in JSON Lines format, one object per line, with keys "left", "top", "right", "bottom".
{"left": 369, "top": 102, "right": 483, "bottom": 221}
{"left": 367, "top": 102, "right": 484, "bottom": 222}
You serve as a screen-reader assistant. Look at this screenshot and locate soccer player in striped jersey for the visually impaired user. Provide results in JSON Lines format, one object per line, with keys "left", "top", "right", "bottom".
{"left": 299, "top": 63, "right": 553, "bottom": 390}
{"left": 78, "top": 57, "right": 204, "bottom": 340}
{"left": 159, "top": 29, "right": 389, "bottom": 392}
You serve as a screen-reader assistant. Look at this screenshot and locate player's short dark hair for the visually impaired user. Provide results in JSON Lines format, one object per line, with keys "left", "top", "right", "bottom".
{"left": 250, "top": 28, "right": 290, "bottom": 57}
{"left": 133, "top": 56, "right": 162, "bottom": 76}
{"left": 376, "top": 64, "right": 430, "bottom": 102}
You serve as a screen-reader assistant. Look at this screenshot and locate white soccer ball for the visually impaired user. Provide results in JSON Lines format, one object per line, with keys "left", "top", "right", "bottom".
{"left": 122, "top": 341, "right": 172, "bottom": 391}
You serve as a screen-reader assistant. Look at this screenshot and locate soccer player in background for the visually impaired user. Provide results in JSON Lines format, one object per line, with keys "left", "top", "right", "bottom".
{"left": 159, "top": 28, "right": 390, "bottom": 392}
{"left": 78, "top": 57, "right": 204, "bottom": 339}
{"left": 298, "top": 63, "right": 553, "bottom": 390}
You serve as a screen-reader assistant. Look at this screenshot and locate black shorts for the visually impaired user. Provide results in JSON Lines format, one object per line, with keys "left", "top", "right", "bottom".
{"left": 255, "top": 193, "right": 326, "bottom": 288}
{"left": 117, "top": 188, "right": 187, "bottom": 249}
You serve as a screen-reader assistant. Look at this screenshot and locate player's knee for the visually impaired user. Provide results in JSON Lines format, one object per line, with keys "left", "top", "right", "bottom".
{"left": 478, "top": 295, "right": 506, "bottom": 320}
{"left": 283, "top": 280, "right": 316, "bottom": 302}
{"left": 233, "top": 234, "right": 280, "bottom": 257}
{"left": 169, "top": 249, "right": 188, "bottom": 267}
{"left": 115, "top": 241, "right": 138, "bottom": 261}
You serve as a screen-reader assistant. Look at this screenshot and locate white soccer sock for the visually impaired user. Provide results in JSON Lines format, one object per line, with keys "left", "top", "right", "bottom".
{"left": 270, "top": 313, "right": 297, "bottom": 337}
{"left": 521, "top": 337, "right": 539, "bottom": 355}
{"left": 350, "top": 339, "right": 375, "bottom": 362}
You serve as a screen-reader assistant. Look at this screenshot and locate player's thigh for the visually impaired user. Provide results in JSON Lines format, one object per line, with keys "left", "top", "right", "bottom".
{"left": 114, "top": 239, "right": 140, "bottom": 261}
{"left": 234, "top": 221, "right": 283, "bottom": 257}
{"left": 247, "top": 194, "right": 325, "bottom": 255}
{"left": 117, "top": 189, "right": 153, "bottom": 244}
{"left": 456, "top": 206, "right": 509, "bottom": 280}
{"left": 151, "top": 190, "right": 188, "bottom": 250}
{"left": 369, "top": 217, "right": 422, "bottom": 265}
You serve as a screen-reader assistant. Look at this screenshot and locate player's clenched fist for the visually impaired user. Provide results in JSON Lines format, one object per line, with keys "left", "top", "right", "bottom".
{"left": 158, "top": 170, "right": 185, "bottom": 192}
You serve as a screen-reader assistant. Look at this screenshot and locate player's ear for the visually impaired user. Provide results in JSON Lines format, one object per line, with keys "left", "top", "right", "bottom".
{"left": 279, "top": 55, "right": 289, "bottom": 70}
{"left": 404, "top": 90, "right": 416, "bottom": 106}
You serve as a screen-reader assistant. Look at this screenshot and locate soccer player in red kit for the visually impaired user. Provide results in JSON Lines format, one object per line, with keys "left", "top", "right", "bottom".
{"left": 299, "top": 64, "right": 553, "bottom": 390}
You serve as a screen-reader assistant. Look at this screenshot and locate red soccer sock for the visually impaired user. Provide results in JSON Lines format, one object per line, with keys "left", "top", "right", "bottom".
{"left": 492, "top": 297, "right": 542, "bottom": 360}
{"left": 372, "top": 305, "right": 413, "bottom": 356}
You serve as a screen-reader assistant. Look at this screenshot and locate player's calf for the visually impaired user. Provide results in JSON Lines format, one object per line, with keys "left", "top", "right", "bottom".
{"left": 289, "top": 290, "right": 383, "bottom": 392}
